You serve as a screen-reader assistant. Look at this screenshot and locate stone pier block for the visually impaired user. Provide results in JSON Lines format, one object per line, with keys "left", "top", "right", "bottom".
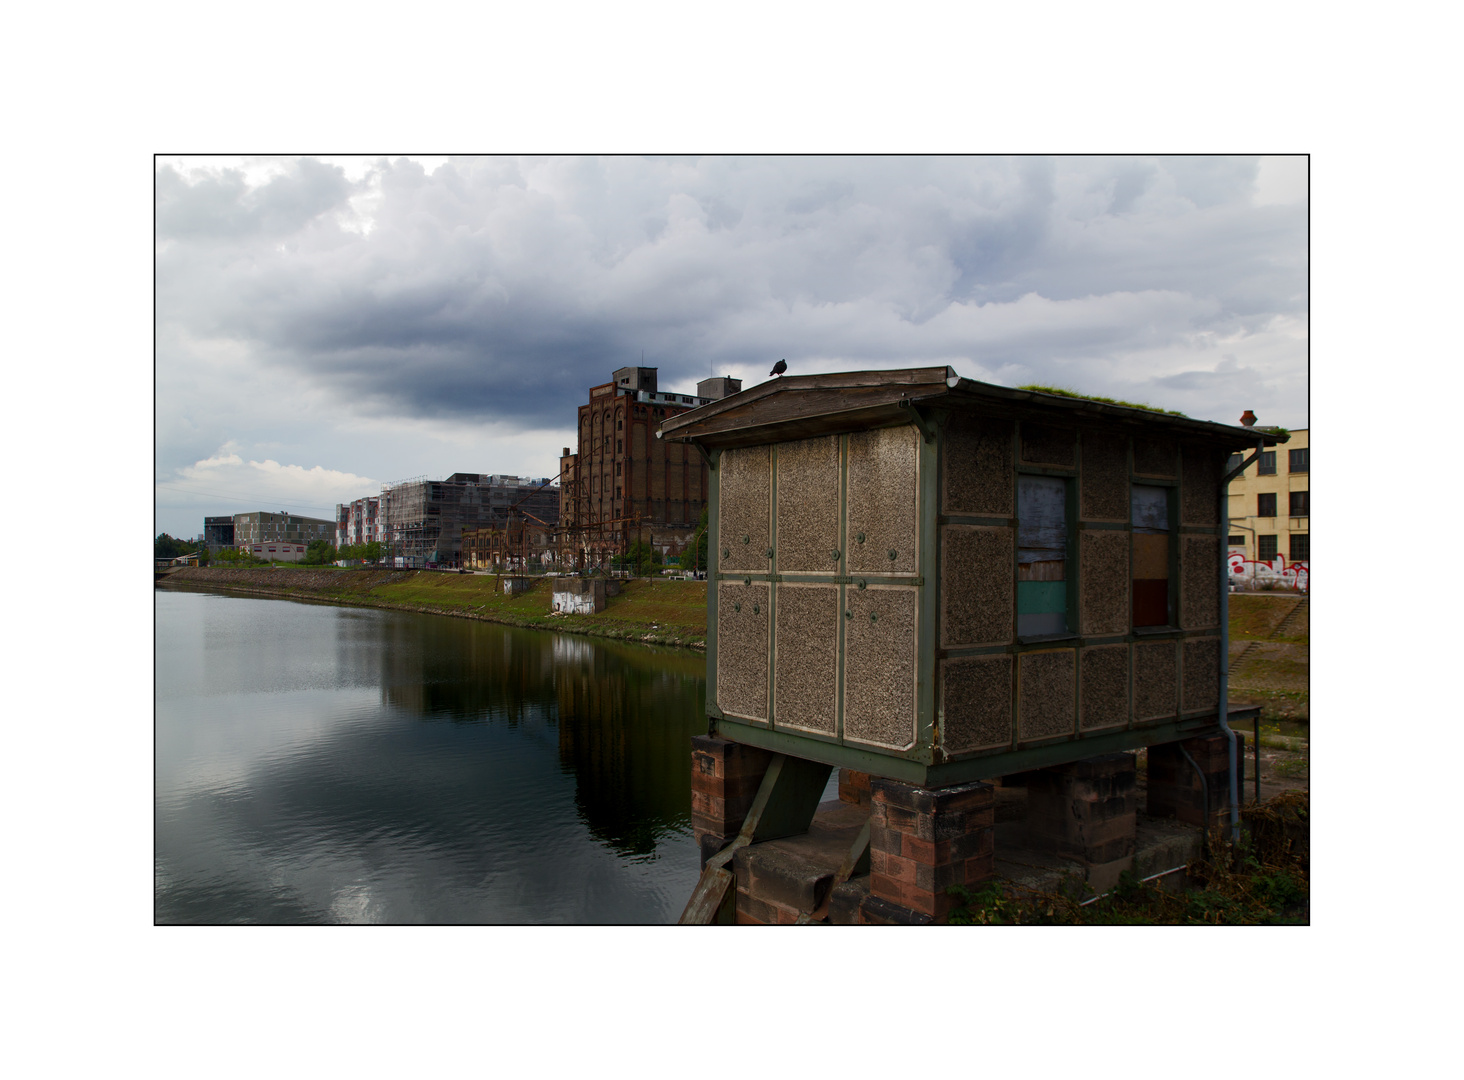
{"left": 690, "top": 735, "right": 773, "bottom": 866}
{"left": 1025, "top": 752, "right": 1138, "bottom": 889}
{"left": 838, "top": 769, "right": 872, "bottom": 807}
{"left": 865, "top": 777, "right": 995, "bottom": 921}
{"left": 1147, "top": 731, "right": 1245, "bottom": 830}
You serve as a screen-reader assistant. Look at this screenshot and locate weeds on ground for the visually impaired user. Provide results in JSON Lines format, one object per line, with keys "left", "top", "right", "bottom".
{"left": 945, "top": 792, "right": 1308, "bottom": 925}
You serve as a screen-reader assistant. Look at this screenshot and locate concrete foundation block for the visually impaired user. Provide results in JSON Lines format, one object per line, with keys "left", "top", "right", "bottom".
{"left": 858, "top": 893, "right": 934, "bottom": 925}
{"left": 829, "top": 877, "right": 870, "bottom": 926}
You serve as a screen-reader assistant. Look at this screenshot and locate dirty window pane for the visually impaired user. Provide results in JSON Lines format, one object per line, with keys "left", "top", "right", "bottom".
{"left": 1132, "top": 484, "right": 1170, "bottom": 627}
{"left": 1017, "top": 475, "right": 1067, "bottom": 635}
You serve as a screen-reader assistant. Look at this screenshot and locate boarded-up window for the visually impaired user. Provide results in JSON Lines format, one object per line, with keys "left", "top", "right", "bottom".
{"left": 1132, "top": 485, "right": 1170, "bottom": 627}
{"left": 1017, "top": 475, "right": 1068, "bottom": 636}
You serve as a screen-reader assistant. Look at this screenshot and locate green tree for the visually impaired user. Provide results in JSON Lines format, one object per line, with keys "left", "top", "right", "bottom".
{"left": 155, "top": 533, "right": 188, "bottom": 559}
{"left": 622, "top": 540, "right": 659, "bottom": 576}
{"left": 303, "top": 539, "right": 337, "bottom": 565}
{"left": 679, "top": 508, "right": 709, "bottom": 574}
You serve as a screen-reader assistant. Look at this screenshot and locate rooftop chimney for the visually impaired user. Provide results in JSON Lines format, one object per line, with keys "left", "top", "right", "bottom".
{"left": 1239, "top": 410, "right": 1257, "bottom": 428}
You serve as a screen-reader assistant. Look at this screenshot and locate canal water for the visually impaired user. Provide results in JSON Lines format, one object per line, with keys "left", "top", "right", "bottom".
{"left": 154, "top": 586, "right": 710, "bottom": 924}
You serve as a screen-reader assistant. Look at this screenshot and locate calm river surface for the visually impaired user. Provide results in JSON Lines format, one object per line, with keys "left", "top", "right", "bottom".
{"left": 155, "top": 586, "right": 710, "bottom": 924}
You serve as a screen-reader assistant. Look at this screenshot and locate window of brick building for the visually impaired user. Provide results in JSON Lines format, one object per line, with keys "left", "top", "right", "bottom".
{"left": 1290, "top": 534, "right": 1309, "bottom": 561}
{"left": 1289, "top": 448, "right": 1308, "bottom": 473}
{"left": 1258, "top": 451, "right": 1276, "bottom": 476}
{"left": 1228, "top": 535, "right": 1244, "bottom": 546}
{"left": 1258, "top": 535, "right": 1278, "bottom": 561}
{"left": 1257, "top": 492, "right": 1277, "bottom": 517}
{"left": 1289, "top": 490, "right": 1308, "bottom": 516}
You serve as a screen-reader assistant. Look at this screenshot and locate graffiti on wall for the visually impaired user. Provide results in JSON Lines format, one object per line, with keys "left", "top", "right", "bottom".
{"left": 1227, "top": 551, "right": 1308, "bottom": 592}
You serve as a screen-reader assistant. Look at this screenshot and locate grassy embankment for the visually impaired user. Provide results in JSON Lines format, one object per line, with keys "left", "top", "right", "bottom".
{"left": 1226, "top": 591, "right": 1309, "bottom": 784}
{"left": 164, "top": 566, "right": 708, "bottom": 649}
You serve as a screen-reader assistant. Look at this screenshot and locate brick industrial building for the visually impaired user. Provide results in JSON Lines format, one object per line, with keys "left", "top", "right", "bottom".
{"left": 558, "top": 366, "right": 741, "bottom": 569}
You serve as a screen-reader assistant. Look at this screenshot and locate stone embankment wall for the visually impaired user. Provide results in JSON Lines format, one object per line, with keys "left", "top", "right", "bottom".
{"left": 164, "top": 566, "right": 412, "bottom": 594}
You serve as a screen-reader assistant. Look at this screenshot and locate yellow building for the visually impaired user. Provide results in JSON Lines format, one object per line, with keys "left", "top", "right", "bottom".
{"left": 1225, "top": 425, "right": 1308, "bottom": 589}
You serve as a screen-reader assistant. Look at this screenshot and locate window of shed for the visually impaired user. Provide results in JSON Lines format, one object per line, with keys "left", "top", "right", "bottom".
{"left": 1017, "top": 475, "right": 1069, "bottom": 636}
{"left": 1131, "top": 485, "right": 1170, "bottom": 627}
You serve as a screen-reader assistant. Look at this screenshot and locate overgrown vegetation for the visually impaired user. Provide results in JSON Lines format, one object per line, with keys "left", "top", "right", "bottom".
{"left": 1015, "top": 384, "right": 1188, "bottom": 418}
{"left": 155, "top": 533, "right": 206, "bottom": 562}
{"left": 164, "top": 568, "right": 710, "bottom": 648}
{"left": 679, "top": 508, "right": 710, "bottom": 574}
{"left": 946, "top": 792, "right": 1309, "bottom": 925}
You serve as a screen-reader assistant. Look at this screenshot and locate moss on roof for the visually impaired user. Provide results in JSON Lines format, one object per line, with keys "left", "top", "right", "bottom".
{"left": 1015, "top": 384, "right": 1189, "bottom": 418}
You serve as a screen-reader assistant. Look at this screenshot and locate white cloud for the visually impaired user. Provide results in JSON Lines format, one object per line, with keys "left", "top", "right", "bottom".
{"left": 1254, "top": 156, "right": 1309, "bottom": 206}
{"left": 154, "top": 155, "right": 1308, "bottom": 536}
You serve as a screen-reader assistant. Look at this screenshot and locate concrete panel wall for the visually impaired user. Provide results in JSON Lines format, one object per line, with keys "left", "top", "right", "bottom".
{"left": 1180, "top": 445, "right": 1220, "bottom": 527}
{"left": 719, "top": 445, "right": 770, "bottom": 573}
{"left": 1080, "top": 432, "right": 1129, "bottom": 521}
{"left": 940, "top": 525, "right": 1015, "bottom": 647}
{"left": 776, "top": 435, "right": 842, "bottom": 572}
{"left": 1079, "top": 530, "right": 1129, "bottom": 636}
{"left": 847, "top": 425, "right": 919, "bottom": 575}
{"left": 1019, "top": 422, "right": 1076, "bottom": 468}
{"left": 1133, "top": 640, "right": 1178, "bottom": 721}
{"left": 1079, "top": 644, "right": 1129, "bottom": 730}
{"left": 1018, "top": 649, "right": 1076, "bottom": 742}
{"left": 940, "top": 655, "right": 1013, "bottom": 754}
{"left": 1133, "top": 435, "right": 1177, "bottom": 478}
{"left": 1181, "top": 534, "right": 1221, "bottom": 629}
{"left": 942, "top": 414, "right": 1013, "bottom": 517}
{"left": 773, "top": 584, "right": 839, "bottom": 735}
{"left": 843, "top": 586, "right": 917, "bottom": 749}
{"left": 717, "top": 581, "right": 770, "bottom": 722}
{"left": 1182, "top": 637, "right": 1221, "bottom": 712}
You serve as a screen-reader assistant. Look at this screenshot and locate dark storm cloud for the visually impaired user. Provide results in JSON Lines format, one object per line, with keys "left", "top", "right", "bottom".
{"left": 156, "top": 155, "right": 1308, "bottom": 447}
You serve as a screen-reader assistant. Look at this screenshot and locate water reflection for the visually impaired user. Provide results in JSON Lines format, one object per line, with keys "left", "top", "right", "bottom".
{"left": 155, "top": 587, "right": 706, "bottom": 923}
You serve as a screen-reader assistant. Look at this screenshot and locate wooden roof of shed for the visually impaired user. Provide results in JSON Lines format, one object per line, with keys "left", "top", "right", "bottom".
{"left": 658, "top": 366, "right": 1289, "bottom": 451}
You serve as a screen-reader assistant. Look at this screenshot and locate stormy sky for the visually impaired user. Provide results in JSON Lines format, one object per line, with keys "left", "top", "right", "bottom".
{"left": 155, "top": 155, "right": 1307, "bottom": 538}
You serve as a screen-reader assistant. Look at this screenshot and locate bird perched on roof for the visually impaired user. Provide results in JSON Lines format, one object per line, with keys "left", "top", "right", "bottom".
{"left": 770, "top": 359, "right": 787, "bottom": 377}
